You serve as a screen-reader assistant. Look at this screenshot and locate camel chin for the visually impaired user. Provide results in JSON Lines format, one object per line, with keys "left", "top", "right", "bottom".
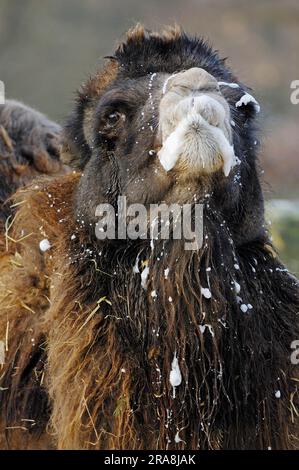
{"left": 158, "top": 67, "right": 236, "bottom": 178}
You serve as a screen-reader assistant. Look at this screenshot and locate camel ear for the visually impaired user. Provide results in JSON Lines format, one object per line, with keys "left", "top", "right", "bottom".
{"left": 62, "top": 101, "right": 93, "bottom": 170}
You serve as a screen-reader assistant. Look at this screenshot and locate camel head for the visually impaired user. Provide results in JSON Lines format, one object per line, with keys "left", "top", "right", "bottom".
{"left": 62, "top": 25, "right": 265, "bottom": 246}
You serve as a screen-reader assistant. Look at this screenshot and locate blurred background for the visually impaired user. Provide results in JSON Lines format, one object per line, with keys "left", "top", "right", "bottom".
{"left": 0, "top": 0, "right": 298, "bottom": 271}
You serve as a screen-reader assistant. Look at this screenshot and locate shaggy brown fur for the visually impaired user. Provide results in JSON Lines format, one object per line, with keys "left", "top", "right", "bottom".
{"left": 0, "top": 26, "right": 299, "bottom": 450}
{"left": 0, "top": 174, "right": 298, "bottom": 450}
{"left": 0, "top": 101, "right": 65, "bottom": 448}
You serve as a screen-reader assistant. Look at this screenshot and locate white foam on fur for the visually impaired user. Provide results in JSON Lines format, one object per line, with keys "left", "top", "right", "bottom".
{"left": 169, "top": 352, "right": 182, "bottom": 399}
{"left": 218, "top": 81, "right": 240, "bottom": 88}
{"left": 236, "top": 92, "right": 260, "bottom": 113}
{"left": 39, "top": 239, "right": 51, "bottom": 252}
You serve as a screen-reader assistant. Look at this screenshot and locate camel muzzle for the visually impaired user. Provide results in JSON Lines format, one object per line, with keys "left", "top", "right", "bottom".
{"left": 157, "top": 67, "right": 237, "bottom": 177}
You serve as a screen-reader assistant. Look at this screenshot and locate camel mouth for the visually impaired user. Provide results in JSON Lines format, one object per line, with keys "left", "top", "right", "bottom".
{"left": 157, "top": 67, "right": 238, "bottom": 178}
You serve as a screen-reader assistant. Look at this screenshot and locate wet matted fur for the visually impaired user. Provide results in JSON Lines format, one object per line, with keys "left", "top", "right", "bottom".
{"left": 0, "top": 25, "right": 298, "bottom": 450}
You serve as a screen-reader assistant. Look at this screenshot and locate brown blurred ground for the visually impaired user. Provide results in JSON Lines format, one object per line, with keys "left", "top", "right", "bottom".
{"left": 0, "top": 0, "right": 298, "bottom": 198}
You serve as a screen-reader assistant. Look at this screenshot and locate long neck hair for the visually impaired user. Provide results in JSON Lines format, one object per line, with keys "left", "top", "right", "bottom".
{"left": 42, "top": 183, "right": 299, "bottom": 449}
{"left": 1, "top": 176, "right": 298, "bottom": 449}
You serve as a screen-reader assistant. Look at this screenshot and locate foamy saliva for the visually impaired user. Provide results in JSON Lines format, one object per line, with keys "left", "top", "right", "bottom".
{"left": 169, "top": 352, "right": 182, "bottom": 399}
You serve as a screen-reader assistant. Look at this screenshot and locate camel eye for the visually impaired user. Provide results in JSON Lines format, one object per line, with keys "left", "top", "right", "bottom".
{"left": 106, "top": 111, "right": 125, "bottom": 127}
{"left": 97, "top": 110, "right": 126, "bottom": 140}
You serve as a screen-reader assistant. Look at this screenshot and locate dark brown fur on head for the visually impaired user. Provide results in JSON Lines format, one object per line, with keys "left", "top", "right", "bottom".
{"left": 63, "top": 24, "right": 265, "bottom": 246}
{"left": 0, "top": 25, "right": 298, "bottom": 450}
